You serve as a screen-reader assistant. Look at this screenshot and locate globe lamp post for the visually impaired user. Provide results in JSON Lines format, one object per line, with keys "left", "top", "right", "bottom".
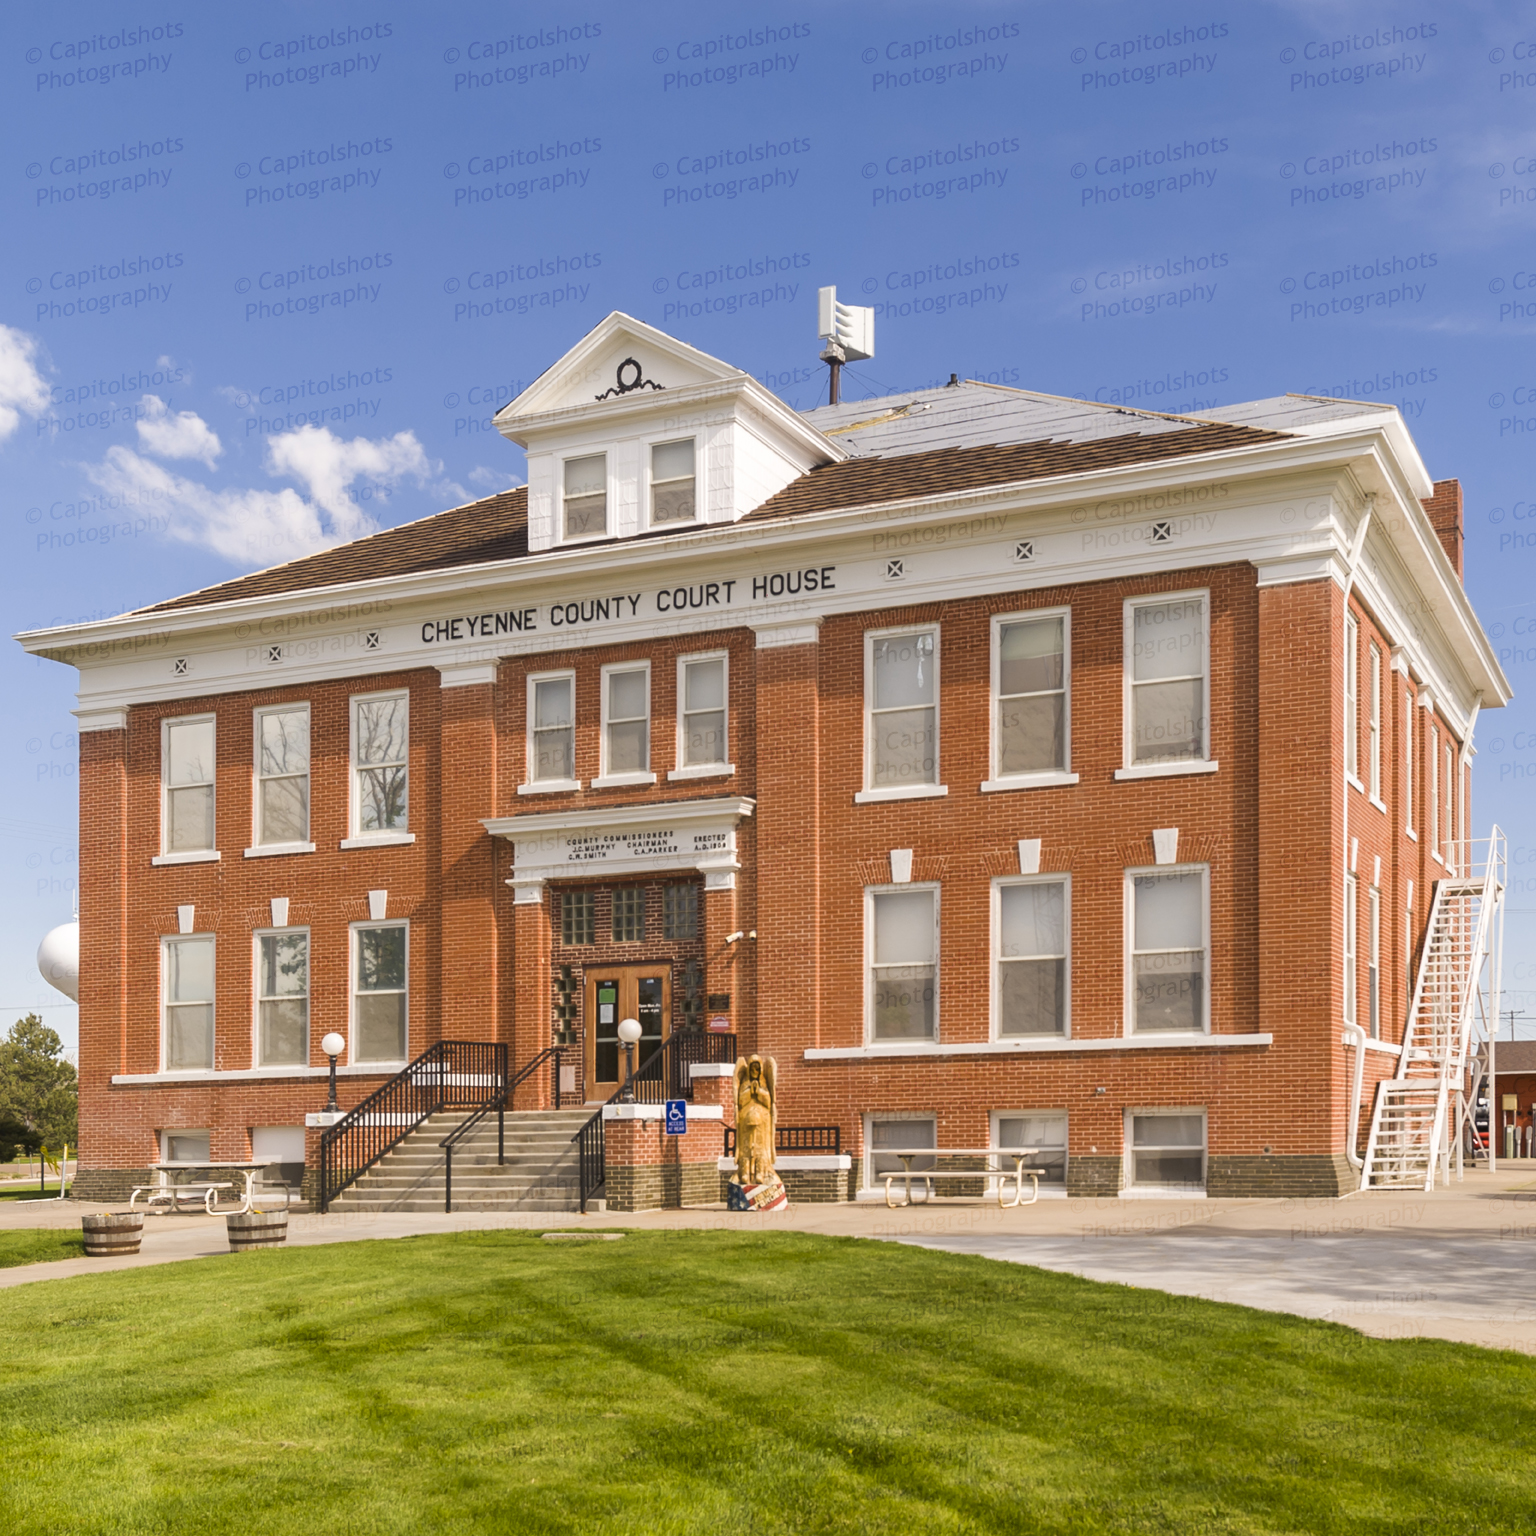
{"left": 617, "top": 1018, "right": 642, "bottom": 1102}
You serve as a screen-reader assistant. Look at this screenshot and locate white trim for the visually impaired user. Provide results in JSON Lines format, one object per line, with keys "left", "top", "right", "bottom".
{"left": 436, "top": 661, "right": 497, "bottom": 688}
{"left": 865, "top": 882, "right": 940, "bottom": 1045}
{"left": 864, "top": 622, "right": 940, "bottom": 795}
{"left": 981, "top": 773, "right": 1079, "bottom": 793}
{"left": 160, "top": 712, "right": 217, "bottom": 860}
{"left": 990, "top": 605, "right": 1071, "bottom": 784}
{"left": 75, "top": 706, "right": 128, "bottom": 732}
{"left": 854, "top": 784, "right": 949, "bottom": 804}
{"left": 253, "top": 925, "right": 310, "bottom": 1071}
{"left": 339, "top": 833, "right": 416, "bottom": 849}
{"left": 349, "top": 689, "right": 409, "bottom": 841}
{"left": 646, "top": 433, "right": 699, "bottom": 531}
{"left": 600, "top": 658, "right": 651, "bottom": 779}
{"left": 1340, "top": 1031, "right": 1404, "bottom": 1057}
{"left": 675, "top": 649, "right": 730, "bottom": 774}
{"left": 688, "top": 1062, "right": 735, "bottom": 1078}
{"left": 754, "top": 621, "right": 822, "bottom": 649}
{"left": 1122, "top": 588, "right": 1212, "bottom": 773}
{"left": 526, "top": 669, "right": 577, "bottom": 791}
{"left": 805, "top": 1034, "right": 1270, "bottom": 1060}
{"left": 559, "top": 449, "right": 610, "bottom": 545}
{"left": 244, "top": 841, "right": 316, "bottom": 859}
{"left": 349, "top": 918, "right": 409, "bottom": 1067}
{"left": 1125, "top": 862, "right": 1211, "bottom": 1037}
{"left": 1113, "top": 761, "right": 1219, "bottom": 782}
{"left": 992, "top": 873, "right": 1071, "bottom": 1042}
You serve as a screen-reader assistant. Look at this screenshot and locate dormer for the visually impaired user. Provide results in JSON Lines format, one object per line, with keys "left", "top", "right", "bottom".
{"left": 494, "top": 312, "right": 843, "bottom": 553}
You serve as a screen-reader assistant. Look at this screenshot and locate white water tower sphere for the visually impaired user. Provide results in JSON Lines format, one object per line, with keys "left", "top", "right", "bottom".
{"left": 322, "top": 1032, "right": 346, "bottom": 1059}
{"left": 37, "top": 921, "right": 79, "bottom": 1002}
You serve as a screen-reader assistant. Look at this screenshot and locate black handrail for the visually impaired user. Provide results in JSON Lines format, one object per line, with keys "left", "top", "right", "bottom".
{"left": 318, "top": 1040, "right": 506, "bottom": 1212}
{"left": 439, "top": 1046, "right": 567, "bottom": 1213}
{"left": 724, "top": 1124, "right": 840, "bottom": 1156}
{"left": 574, "top": 1031, "right": 736, "bottom": 1213}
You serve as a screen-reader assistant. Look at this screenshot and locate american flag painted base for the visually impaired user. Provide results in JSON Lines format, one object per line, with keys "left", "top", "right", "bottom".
{"left": 727, "top": 1173, "right": 788, "bottom": 1212}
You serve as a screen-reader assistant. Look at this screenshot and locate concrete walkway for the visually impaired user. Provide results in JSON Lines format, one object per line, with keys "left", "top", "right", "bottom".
{"left": 5, "top": 1166, "right": 1536, "bottom": 1353}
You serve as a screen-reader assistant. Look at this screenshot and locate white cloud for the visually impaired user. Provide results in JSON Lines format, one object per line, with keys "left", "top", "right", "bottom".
{"left": 136, "top": 395, "right": 223, "bottom": 467}
{"left": 265, "top": 424, "right": 431, "bottom": 535}
{"left": 81, "top": 422, "right": 438, "bottom": 566}
{"left": 0, "top": 324, "right": 51, "bottom": 441}
{"left": 468, "top": 465, "right": 523, "bottom": 491}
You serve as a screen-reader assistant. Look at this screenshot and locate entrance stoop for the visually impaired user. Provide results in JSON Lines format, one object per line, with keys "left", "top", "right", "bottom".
{"left": 326, "top": 1108, "right": 593, "bottom": 1213}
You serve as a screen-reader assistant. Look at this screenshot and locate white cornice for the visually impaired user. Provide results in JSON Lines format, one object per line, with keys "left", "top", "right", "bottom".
{"left": 483, "top": 795, "right": 755, "bottom": 841}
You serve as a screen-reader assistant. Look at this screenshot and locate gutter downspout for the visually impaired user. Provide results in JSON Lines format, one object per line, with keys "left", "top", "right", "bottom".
{"left": 1339, "top": 499, "right": 1374, "bottom": 1187}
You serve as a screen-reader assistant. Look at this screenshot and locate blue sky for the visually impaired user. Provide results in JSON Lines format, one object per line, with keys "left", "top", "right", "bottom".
{"left": 3, "top": 0, "right": 1534, "bottom": 1049}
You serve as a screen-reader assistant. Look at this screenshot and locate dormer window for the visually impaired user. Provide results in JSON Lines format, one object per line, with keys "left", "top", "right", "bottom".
{"left": 563, "top": 454, "right": 607, "bottom": 540}
{"left": 650, "top": 438, "right": 696, "bottom": 525}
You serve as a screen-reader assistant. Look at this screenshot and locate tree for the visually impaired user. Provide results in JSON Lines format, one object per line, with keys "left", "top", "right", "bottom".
{"left": 0, "top": 1015, "right": 78, "bottom": 1159}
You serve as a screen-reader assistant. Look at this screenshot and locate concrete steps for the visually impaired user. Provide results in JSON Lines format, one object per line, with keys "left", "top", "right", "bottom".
{"left": 328, "top": 1107, "right": 594, "bottom": 1213}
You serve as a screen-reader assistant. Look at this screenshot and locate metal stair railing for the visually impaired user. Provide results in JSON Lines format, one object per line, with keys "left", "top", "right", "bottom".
{"left": 438, "top": 1046, "right": 570, "bottom": 1213}
{"left": 318, "top": 1040, "right": 506, "bottom": 1212}
{"left": 574, "top": 1031, "right": 737, "bottom": 1213}
{"left": 1361, "top": 828, "right": 1504, "bottom": 1192}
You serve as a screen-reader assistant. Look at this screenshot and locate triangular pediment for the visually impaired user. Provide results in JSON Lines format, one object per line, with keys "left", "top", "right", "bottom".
{"left": 495, "top": 312, "right": 744, "bottom": 434}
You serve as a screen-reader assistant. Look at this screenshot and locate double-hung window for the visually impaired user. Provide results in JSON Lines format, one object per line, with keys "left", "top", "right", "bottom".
{"left": 1367, "top": 886, "right": 1381, "bottom": 1039}
{"left": 1127, "top": 1111, "right": 1206, "bottom": 1191}
{"left": 864, "top": 628, "right": 940, "bottom": 797}
{"left": 527, "top": 673, "right": 577, "bottom": 789}
{"left": 161, "top": 716, "right": 216, "bottom": 857}
{"left": 563, "top": 454, "right": 607, "bottom": 540}
{"left": 1430, "top": 726, "right": 1440, "bottom": 858}
{"left": 650, "top": 438, "right": 696, "bottom": 525}
{"left": 994, "top": 1113, "right": 1067, "bottom": 1188}
{"left": 599, "top": 664, "right": 652, "bottom": 783}
{"left": 350, "top": 692, "right": 408, "bottom": 838}
{"left": 1127, "top": 867, "right": 1209, "bottom": 1033}
{"left": 1445, "top": 741, "right": 1456, "bottom": 868}
{"left": 254, "top": 706, "right": 310, "bottom": 848}
{"left": 163, "top": 934, "right": 215, "bottom": 1071}
{"left": 995, "top": 877, "right": 1068, "bottom": 1037}
{"left": 989, "top": 611, "right": 1070, "bottom": 785}
{"left": 1405, "top": 689, "right": 1415, "bottom": 836}
{"left": 1367, "top": 643, "right": 1382, "bottom": 801}
{"left": 1344, "top": 614, "right": 1359, "bottom": 781}
{"left": 353, "top": 924, "right": 407, "bottom": 1062}
{"left": 256, "top": 930, "right": 308, "bottom": 1067}
{"left": 868, "top": 886, "right": 938, "bottom": 1041}
{"left": 1122, "top": 594, "right": 1211, "bottom": 774}
{"left": 675, "top": 654, "right": 729, "bottom": 774}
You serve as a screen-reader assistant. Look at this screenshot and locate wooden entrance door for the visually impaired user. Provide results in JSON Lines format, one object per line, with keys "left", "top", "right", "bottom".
{"left": 583, "top": 964, "right": 672, "bottom": 1102}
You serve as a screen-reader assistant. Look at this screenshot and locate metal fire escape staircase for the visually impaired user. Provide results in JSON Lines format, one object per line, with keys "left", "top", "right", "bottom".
{"left": 1359, "top": 830, "right": 1505, "bottom": 1192}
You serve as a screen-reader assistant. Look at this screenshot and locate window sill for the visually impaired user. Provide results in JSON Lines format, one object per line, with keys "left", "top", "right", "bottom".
{"left": 243, "top": 842, "right": 316, "bottom": 859}
{"left": 1114, "top": 761, "right": 1218, "bottom": 782}
{"left": 591, "top": 771, "right": 658, "bottom": 789}
{"left": 804, "top": 1033, "right": 1271, "bottom": 1060}
{"left": 339, "top": 833, "right": 416, "bottom": 850}
{"left": 980, "top": 772, "right": 1079, "bottom": 793}
{"left": 518, "top": 779, "right": 583, "bottom": 796}
{"left": 853, "top": 784, "right": 949, "bottom": 805}
{"left": 151, "top": 849, "right": 221, "bottom": 866}
{"left": 1346, "top": 773, "right": 1366, "bottom": 794}
{"left": 1121, "top": 1186, "right": 1207, "bottom": 1200}
{"left": 1406, "top": 829, "right": 1418, "bottom": 842}
{"left": 1368, "top": 796, "right": 1389, "bottom": 817}
{"left": 110, "top": 1063, "right": 400, "bottom": 1085}
{"left": 667, "top": 763, "right": 736, "bottom": 781}
{"left": 1430, "top": 851, "right": 1444, "bottom": 867}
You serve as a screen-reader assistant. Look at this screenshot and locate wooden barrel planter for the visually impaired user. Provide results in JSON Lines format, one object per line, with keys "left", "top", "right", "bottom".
{"left": 81, "top": 1212, "right": 144, "bottom": 1258}
{"left": 226, "top": 1210, "right": 288, "bottom": 1251}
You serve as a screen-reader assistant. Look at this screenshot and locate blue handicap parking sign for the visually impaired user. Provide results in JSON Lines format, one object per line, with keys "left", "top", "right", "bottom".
{"left": 664, "top": 1099, "right": 687, "bottom": 1135}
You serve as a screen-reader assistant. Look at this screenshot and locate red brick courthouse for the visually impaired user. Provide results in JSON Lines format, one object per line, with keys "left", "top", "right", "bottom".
{"left": 19, "top": 314, "right": 1510, "bottom": 1208}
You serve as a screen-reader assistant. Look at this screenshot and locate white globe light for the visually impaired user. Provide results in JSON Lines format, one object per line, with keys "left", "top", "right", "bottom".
{"left": 36, "top": 921, "right": 79, "bottom": 1002}
{"left": 617, "top": 1018, "right": 643, "bottom": 1045}
{"left": 321, "top": 1032, "right": 346, "bottom": 1059}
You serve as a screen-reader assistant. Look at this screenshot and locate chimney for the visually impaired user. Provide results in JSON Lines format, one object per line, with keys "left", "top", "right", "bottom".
{"left": 1421, "top": 478, "right": 1463, "bottom": 584}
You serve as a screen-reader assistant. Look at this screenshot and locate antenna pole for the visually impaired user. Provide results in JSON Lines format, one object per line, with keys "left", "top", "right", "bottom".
{"left": 820, "top": 341, "right": 846, "bottom": 406}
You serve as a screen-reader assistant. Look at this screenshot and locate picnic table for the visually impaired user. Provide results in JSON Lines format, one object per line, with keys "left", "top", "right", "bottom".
{"left": 881, "top": 1147, "right": 1045, "bottom": 1209}
{"left": 130, "top": 1161, "right": 293, "bottom": 1216}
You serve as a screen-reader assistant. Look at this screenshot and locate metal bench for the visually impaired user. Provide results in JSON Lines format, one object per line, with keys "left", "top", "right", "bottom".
{"left": 131, "top": 1162, "right": 294, "bottom": 1216}
{"left": 880, "top": 1148, "right": 1045, "bottom": 1208}
{"left": 131, "top": 1181, "right": 235, "bottom": 1216}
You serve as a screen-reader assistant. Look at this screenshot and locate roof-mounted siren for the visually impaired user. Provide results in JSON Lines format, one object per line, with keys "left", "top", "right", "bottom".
{"left": 817, "top": 286, "right": 874, "bottom": 406}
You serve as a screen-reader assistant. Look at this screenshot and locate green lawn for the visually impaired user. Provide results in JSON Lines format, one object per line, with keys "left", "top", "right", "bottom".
{"left": 0, "top": 1229, "right": 1532, "bottom": 1534}
{"left": 0, "top": 1228, "right": 84, "bottom": 1267}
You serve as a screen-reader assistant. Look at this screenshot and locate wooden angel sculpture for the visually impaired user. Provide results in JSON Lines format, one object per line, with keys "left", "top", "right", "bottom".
{"left": 732, "top": 1055, "right": 777, "bottom": 1186}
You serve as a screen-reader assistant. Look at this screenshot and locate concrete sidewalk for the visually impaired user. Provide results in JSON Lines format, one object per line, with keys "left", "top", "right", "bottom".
{"left": 4, "top": 1167, "right": 1535, "bottom": 1353}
